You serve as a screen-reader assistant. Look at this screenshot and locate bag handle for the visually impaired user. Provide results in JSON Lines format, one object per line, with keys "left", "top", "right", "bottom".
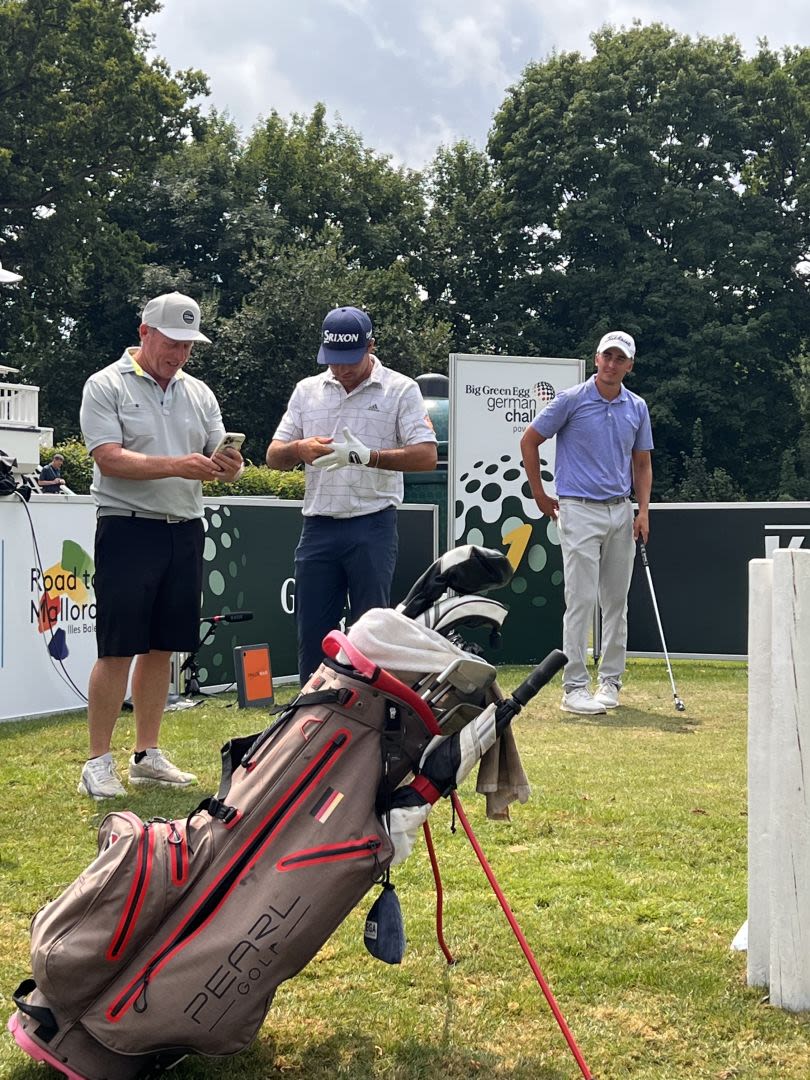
{"left": 12, "top": 979, "right": 58, "bottom": 1042}
{"left": 323, "top": 631, "right": 441, "bottom": 737}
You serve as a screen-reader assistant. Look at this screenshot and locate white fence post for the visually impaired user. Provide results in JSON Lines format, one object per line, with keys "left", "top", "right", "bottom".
{"left": 768, "top": 548, "right": 810, "bottom": 1010}
{"left": 747, "top": 559, "right": 772, "bottom": 987}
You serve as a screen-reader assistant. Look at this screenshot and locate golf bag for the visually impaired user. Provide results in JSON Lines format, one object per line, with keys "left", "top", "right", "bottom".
{"left": 8, "top": 547, "right": 564, "bottom": 1080}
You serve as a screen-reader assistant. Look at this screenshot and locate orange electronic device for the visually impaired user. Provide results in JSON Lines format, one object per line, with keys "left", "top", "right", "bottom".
{"left": 233, "top": 644, "right": 274, "bottom": 708}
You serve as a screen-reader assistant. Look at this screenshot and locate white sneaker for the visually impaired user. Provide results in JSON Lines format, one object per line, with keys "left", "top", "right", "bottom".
{"left": 129, "top": 748, "right": 197, "bottom": 788}
{"left": 594, "top": 680, "right": 621, "bottom": 709}
{"left": 560, "top": 688, "right": 607, "bottom": 715}
{"left": 78, "top": 754, "right": 127, "bottom": 799}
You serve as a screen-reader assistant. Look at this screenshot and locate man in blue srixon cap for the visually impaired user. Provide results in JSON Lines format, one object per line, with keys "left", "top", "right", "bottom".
{"left": 266, "top": 305, "right": 438, "bottom": 684}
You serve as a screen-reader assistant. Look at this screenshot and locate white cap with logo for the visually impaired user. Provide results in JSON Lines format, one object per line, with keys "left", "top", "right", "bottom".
{"left": 141, "top": 291, "right": 211, "bottom": 343}
{"left": 597, "top": 330, "right": 635, "bottom": 359}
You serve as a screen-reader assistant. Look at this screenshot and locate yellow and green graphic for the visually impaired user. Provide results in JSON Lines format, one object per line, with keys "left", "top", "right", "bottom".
{"left": 32, "top": 539, "right": 96, "bottom": 636}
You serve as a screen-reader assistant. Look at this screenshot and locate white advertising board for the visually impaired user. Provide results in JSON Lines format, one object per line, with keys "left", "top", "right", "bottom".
{"left": 0, "top": 495, "right": 438, "bottom": 722}
{"left": 0, "top": 495, "right": 97, "bottom": 721}
{"left": 448, "top": 354, "right": 584, "bottom": 662}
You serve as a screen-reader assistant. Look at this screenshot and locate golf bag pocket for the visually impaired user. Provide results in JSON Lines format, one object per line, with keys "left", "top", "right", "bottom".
{"left": 30, "top": 811, "right": 214, "bottom": 1014}
{"left": 276, "top": 835, "right": 385, "bottom": 872}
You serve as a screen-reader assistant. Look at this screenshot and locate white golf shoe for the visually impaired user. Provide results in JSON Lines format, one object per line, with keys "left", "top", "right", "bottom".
{"left": 78, "top": 754, "right": 127, "bottom": 799}
{"left": 594, "top": 680, "right": 621, "bottom": 709}
{"left": 560, "top": 688, "right": 607, "bottom": 715}
{"left": 129, "top": 748, "right": 197, "bottom": 788}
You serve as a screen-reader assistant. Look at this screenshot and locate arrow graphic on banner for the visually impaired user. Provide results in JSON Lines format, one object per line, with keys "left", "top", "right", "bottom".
{"left": 503, "top": 522, "right": 532, "bottom": 571}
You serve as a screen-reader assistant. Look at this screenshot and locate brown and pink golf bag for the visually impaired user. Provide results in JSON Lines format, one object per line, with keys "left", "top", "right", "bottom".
{"left": 8, "top": 546, "right": 582, "bottom": 1080}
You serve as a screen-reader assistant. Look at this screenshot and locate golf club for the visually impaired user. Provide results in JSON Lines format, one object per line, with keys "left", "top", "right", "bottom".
{"left": 637, "top": 540, "right": 686, "bottom": 712}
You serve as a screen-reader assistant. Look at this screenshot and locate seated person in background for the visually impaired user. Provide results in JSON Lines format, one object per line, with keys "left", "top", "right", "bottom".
{"left": 38, "top": 453, "right": 65, "bottom": 492}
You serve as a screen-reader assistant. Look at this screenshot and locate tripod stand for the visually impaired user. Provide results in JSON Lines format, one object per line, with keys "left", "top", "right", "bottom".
{"left": 179, "top": 620, "right": 218, "bottom": 698}
{"left": 166, "top": 611, "right": 254, "bottom": 709}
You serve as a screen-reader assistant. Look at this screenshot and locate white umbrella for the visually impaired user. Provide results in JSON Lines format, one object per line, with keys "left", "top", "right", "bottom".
{"left": 0, "top": 261, "right": 22, "bottom": 283}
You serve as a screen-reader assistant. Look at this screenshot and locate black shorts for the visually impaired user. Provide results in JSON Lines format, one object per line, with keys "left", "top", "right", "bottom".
{"left": 93, "top": 516, "right": 205, "bottom": 658}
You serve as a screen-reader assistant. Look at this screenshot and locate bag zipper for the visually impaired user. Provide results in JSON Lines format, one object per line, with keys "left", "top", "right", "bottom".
{"left": 106, "top": 820, "right": 155, "bottom": 962}
{"left": 106, "top": 730, "right": 349, "bottom": 1022}
{"left": 277, "top": 836, "right": 382, "bottom": 871}
{"left": 166, "top": 822, "right": 188, "bottom": 886}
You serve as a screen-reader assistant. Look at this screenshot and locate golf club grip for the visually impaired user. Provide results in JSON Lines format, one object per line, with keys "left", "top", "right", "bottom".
{"left": 512, "top": 649, "right": 568, "bottom": 707}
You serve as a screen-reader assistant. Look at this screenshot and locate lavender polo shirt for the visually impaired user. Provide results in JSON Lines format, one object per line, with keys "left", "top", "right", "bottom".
{"left": 531, "top": 375, "right": 653, "bottom": 500}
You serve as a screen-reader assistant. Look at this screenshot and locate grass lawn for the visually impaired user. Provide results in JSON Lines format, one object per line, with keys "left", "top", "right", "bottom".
{"left": 1, "top": 659, "right": 808, "bottom": 1079}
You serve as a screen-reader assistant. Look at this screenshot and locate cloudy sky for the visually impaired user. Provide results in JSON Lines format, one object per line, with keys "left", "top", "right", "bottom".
{"left": 145, "top": 1, "right": 810, "bottom": 168}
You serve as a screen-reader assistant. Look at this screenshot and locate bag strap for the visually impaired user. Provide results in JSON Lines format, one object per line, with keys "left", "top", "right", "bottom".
{"left": 241, "top": 688, "right": 354, "bottom": 767}
{"left": 12, "top": 979, "right": 58, "bottom": 1042}
{"left": 193, "top": 795, "right": 239, "bottom": 825}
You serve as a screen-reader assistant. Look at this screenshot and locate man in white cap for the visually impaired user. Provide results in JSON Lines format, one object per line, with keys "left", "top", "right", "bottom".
{"left": 520, "top": 330, "right": 653, "bottom": 715}
{"left": 266, "top": 305, "right": 437, "bottom": 685}
{"left": 78, "top": 292, "right": 243, "bottom": 798}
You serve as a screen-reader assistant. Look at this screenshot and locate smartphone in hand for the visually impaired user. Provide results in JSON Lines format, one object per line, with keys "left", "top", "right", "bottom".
{"left": 210, "top": 432, "right": 245, "bottom": 457}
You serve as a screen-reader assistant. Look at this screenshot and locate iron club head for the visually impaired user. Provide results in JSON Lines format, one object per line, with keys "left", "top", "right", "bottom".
{"left": 675, "top": 699, "right": 686, "bottom": 712}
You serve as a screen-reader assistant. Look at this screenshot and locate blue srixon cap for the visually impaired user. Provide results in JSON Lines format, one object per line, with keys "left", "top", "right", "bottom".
{"left": 317, "top": 306, "right": 373, "bottom": 365}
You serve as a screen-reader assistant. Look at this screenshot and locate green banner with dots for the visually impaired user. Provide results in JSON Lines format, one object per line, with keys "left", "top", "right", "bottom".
{"left": 196, "top": 499, "right": 437, "bottom": 686}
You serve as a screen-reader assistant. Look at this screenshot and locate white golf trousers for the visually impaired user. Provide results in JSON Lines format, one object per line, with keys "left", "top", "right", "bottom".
{"left": 557, "top": 498, "right": 636, "bottom": 691}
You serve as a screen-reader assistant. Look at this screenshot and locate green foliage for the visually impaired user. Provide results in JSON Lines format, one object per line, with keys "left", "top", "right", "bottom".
{"left": 417, "top": 142, "right": 503, "bottom": 353}
{"left": 203, "top": 465, "right": 305, "bottom": 500}
{"left": 5, "top": 17, "right": 810, "bottom": 500}
{"left": 39, "top": 440, "right": 306, "bottom": 501}
{"left": 671, "top": 420, "right": 744, "bottom": 502}
{"left": 41, "top": 438, "right": 93, "bottom": 495}
{"left": 0, "top": 0, "right": 208, "bottom": 437}
{"left": 238, "top": 105, "right": 425, "bottom": 267}
{"left": 487, "top": 25, "right": 810, "bottom": 499}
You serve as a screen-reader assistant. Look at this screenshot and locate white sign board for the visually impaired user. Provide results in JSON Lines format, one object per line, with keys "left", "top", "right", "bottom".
{"left": 0, "top": 496, "right": 97, "bottom": 721}
{"left": 449, "top": 354, "right": 584, "bottom": 544}
{"left": 448, "top": 354, "right": 584, "bottom": 662}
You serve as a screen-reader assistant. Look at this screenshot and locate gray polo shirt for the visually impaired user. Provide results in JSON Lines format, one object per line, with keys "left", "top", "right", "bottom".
{"left": 80, "top": 349, "right": 225, "bottom": 519}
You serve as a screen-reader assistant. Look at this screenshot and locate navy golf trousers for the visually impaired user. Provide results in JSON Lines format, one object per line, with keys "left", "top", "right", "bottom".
{"left": 294, "top": 506, "right": 398, "bottom": 684}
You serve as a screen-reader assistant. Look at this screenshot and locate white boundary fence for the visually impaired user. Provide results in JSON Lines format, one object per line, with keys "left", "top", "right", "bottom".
{"left": 747, "top": 548, "right": 810, "bottom": 1009}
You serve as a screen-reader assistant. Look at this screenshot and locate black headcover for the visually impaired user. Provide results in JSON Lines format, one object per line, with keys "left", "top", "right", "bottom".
{"left": 397, "top": 544, "right": 513, "bottom": 619}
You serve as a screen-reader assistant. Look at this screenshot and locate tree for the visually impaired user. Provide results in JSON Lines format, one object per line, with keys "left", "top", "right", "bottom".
{"left": 488, "top": 24, "right": 810, "bottom": 498}
{"left": 237, "top": 105, "right": 425, "bottom": 270}
{"left": 207, "top": 231, "right": 450, "bottom": 458}
{"left": 673, "top": 420, "right": 744, "bottom": 501}
{"left": 0, "top": 0, "right": 207, "bottom": 436}
{"left": 419, "top": 141, "right": 504, "bottom": 354}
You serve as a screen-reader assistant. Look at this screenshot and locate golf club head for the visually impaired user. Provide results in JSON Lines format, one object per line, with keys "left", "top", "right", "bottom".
{"left": 675, "top": 699, "right": 686, "bottom": 712}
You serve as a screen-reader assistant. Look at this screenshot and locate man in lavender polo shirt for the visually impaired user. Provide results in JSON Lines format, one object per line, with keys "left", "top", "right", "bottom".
{"left": 520, "top": 330, "right": 653, "bottom": 715}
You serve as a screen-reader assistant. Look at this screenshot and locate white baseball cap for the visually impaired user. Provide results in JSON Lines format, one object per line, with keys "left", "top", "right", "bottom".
{"left": 597, "top": 330, "right": 635, "bottom": 359}
{"left": 0, "top": 261, "right": 22, "bottom": 284}
{"left": 141, "top": 291, "right": 211, "bottom": 343}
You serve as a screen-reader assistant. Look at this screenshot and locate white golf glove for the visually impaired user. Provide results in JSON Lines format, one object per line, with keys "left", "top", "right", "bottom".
{"left": 310, "top": 427, "right": 372, "bottom": 471}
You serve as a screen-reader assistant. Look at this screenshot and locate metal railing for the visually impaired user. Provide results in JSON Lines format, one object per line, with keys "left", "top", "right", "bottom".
{"left": 0, "top": 381, "right": 39, "bottom": 427}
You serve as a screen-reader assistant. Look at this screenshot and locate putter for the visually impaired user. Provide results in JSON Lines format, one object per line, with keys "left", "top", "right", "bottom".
{"left": 637, "top": 540, "right": 686, "bottom": 712}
